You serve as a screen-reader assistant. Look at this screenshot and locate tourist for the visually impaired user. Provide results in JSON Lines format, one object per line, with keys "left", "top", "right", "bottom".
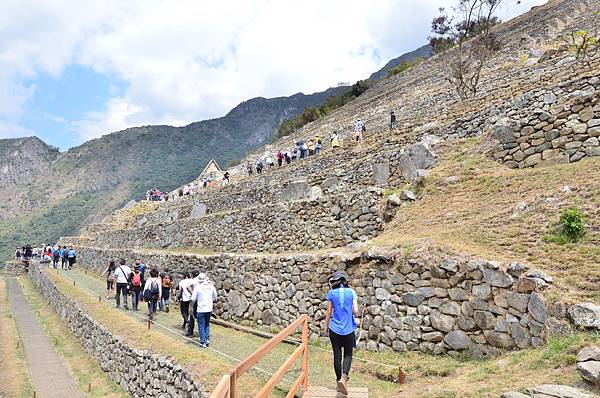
{"left": 307, "top": 139, "right": 315, "bottom": 156}
{"left": 284, "top": 150, "right": 291, "bottom": 164}
{"left": 177, "top": 272, "right": 193, "bottom": 329}
{"left": 67, "top": 246, "right": 77, "bottom": 269}
{"left": 247, "top": 162, "right": 253, "bottom": 176}
{"left": 354, "top": 119, "right": 364, "bottom": 141}
{"left": 15, "top": 247, "right": 20, "bottom": 260}
{"left": 301, "top": 141, "right": 309, "bottom": 158}
{"left": 130, "top": 265, "right": 143, "bottom": 311}
{"left": 256, "top": 159, "right": 264, "bottom": 174}
{"left": 185, "top": 270, "right": 200, "bottom": 337}
{"left": 277, "top": 151, "right": 283, "bottom": 167}
{"left": 104, "top": 260, "right": 117, "bottom": 297}
{"left": 266, "top": 155, "right": 274, "bottom": 169}
{"left": 323, "top": 271, "right": 359, "bottom": 395}
{"left": 315, "top": 135, "right": 322, "bottom": 155}
{"left": 191, "top": 273, "right": 217, "bottom": 348}
{"left": 390, "top": 110, "right": 397, "bottom": 131}
{"left": 223, "top": 171, "right": 230, "bottom": 186}
{"left": 135, "top": 258, "right": 146, "bottom": 283}
{"left": 52, "top": 247, "right": 60, "bottom": 269}
{"left": 114, "top": 259, "right": 132, "bottom": 310}
{"left": 331, "top": 131, "right": 340, "bottom": 149}
{"left": 159, "top": 269, "right": 173, "bottom": 312}
{"left": 143, "top": 268, "right": 162, "bottom": 320}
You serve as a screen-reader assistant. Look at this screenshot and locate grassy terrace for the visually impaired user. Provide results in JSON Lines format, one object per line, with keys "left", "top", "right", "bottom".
{"left": 48, "top": 267, "right": 599, "bottom": 397}
{"left": 374, "top": 137, "right": 600, "bottom": 303}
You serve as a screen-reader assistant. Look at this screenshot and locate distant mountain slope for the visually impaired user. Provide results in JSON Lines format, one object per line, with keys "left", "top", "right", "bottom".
{"left": 0, "top": 86, "right": 348, "bottom": 259}
{"left": 369, "top": 44, "right": 432, "bottom": 80}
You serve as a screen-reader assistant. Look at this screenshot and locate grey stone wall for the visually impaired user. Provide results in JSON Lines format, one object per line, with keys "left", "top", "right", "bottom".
{"left": 28, "top": 266, "right": 207, "bottom": 398}
{"left": 73, "top": 245, "right": 560, "bottom": 357}
{"left": 3, "top": 261, "right": 28, "bottom": 276}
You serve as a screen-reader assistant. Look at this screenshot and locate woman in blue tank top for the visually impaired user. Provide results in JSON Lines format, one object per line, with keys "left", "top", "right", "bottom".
{"left": 323, "top": 271, "right": 359, "bottom": 394}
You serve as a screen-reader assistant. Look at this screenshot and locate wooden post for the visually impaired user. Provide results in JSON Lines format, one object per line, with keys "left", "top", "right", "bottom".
{"left": 88, "top": 383, "right": 91, "bottom": 392}
{"left": 301, "top": 315, "right": 309, "bottom": 392}
{"left": 33, "top": 391, "right": 36, "bottom": 398}
{"left": 147, "top": 320, "right": 151, "bottom": 330}
{"left": 73, "top": 279, "right": 75, "bottom": 286}
{"left": 399, "top": 367, "right": 405, "bottom": 385}
{"left": 98, "top": 295, "right": 102, "bottom": 303}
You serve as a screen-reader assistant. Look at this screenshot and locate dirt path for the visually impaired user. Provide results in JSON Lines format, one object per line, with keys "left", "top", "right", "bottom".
{"left": 5, "top": 277, "right": 84, "bottom": 398}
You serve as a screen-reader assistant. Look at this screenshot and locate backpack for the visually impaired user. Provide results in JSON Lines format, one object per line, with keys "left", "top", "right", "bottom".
{"left": 132, "top": 273, "right": 142, "bottom": 287}
{"left": 150, "top": 281, "right": 160, "bottom": 295}
{"left": 53, "top": 250, "right": 60, "bottom": 258}
{"left": 362, "top": 124, "right": 366, "bottom": 132}
{"left": 162, "top": 275, "right": 172, "bottom": 288}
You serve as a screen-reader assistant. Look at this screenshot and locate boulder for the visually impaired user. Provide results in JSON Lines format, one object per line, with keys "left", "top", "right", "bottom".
{"left": 190, "top": 203, "right": 207, "bottom": 219}
{"left": 373, "top": 162, "right": 390, "bottom": 185}
{"left": 568, "top": 303, "right": 600, "bottom": 329}
{"left": 402, "top": 292, "right": 425, "bottom": 307}
{"left": 494, "top": 120, "right": 517, "bottom": 144}
{"left": 577, "top": 346, "right": 600, "bottom": 363}
{"left": 227, "top": 290, "right": 249, "bottom": 317}
{"left": 280, "top": 180, "right": 310, "bottom": 202}
{"left": 430, "top": 310, "right": 455, "bottom": 333}
{"left": 528, "top": 384, "right": 595, "bottom": 398}
{"left": 507, "top": 262, "right": 529, "bottom": 278}
{"left": 484, "top": 331, "right": 514, "bottom": 348}
{"left": 483, "top": 269, "right": 514, "bottom": 288}
{"left": 577, "top": 361, "right": 600, "bottom": 385}
{"left": 398, "top": 143, "right": 438, "bottom": 183}
{"left": 444, "top": 330, "right": 471, "bottom": 350}
{"left": 527, "top": 292, "right": 547, "bottom": 323}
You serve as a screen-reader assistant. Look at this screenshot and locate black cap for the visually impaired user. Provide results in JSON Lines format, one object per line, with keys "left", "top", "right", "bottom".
{"left": 329, "top": 271, "right": 349, "bottom": 283}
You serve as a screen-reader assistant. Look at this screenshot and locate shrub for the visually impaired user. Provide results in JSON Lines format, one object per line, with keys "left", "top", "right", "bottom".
{"left": 559, "top": 206, "right": 586, "bottom": 242}
{"left": 386, "top": 58, "right": 424, "bottom": 79}
{"left": 564, "top": 29, "right": 598, "bottom": 61}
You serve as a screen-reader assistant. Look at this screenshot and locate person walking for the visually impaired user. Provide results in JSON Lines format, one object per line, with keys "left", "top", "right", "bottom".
{"left": 191, "top": 273, "right": 217, "bottom": 348}
{"left": 247, "top": 161, "right": 253, "bottom": 177}
{"left": 177, "top": 272, "right": 193, "bottom": 330}
{"left": 104, "top": 260, "right": 117, "bottom": 298}
{"left": 307, "top": 139, "right": 315, "bottom": 156}
{"left": 52, "top": 247, "right": 60, "bottom": 269}
{"left": 130, "top": 266, "right": 143, "bottom": 311}
{"left": 390, "top": 110, "right": 397, "bottom": 131}
{"left": 315, "top": 135, "right": 322, "bottom": 155}
{"left": 143, "top": 269, "right": 162, "bottom": 320}
{"left": 185, "top": 270, "right": 200, "bottom": 337}
{"left": 159, "top": 269, "right": 173, "bottom": 312}
{"left": 266, "top": 155, "right": 274, "bottom": 170}
{"left": 114, "top": 259, "right": 132, "bottom": 310}
{"left": 331, "top": 131, "right": 340, "bottom": 149}
{"left": 67, "top": 247, "right": 77, "bottom": 269}
{"left": 323, "top": 271, "right": 359, "bottom": 395}
{"left": 354, "top": 119, "right": 364, "bottom": 141}
{"left": 60, "top": 246, "right": 68, "bottom": 269}
{"left": 277, "top": 151, "right": 283, "bottom": 167}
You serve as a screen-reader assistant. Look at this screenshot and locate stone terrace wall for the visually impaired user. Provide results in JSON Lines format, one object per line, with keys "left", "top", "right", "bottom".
{"left": 3, "top": 261, "right": 28, "bottom": 276}
{"left": 28, "top": 266, "right": 207, "bottom": 398}
{"left": 86, "top": 189, "right": 384, "bottom": 253}
{"left": 75, "top": 246, "right": 561, "bottom": 357}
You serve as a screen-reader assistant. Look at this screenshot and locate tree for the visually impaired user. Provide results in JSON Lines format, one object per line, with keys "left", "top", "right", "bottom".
{"left": 428, "top": 1, "right": 503, "bottom": 99}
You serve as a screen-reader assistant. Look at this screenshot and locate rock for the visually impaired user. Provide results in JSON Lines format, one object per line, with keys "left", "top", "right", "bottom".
{"left": 190, "top": 203, "right": 207, "bottom": 219}
{"left": 528, "top": 292, "right": 547, "bottom": 323}
{"left": 420, "top": 133, "right": 443, "bottom": 149}
{"left": 484, "top": 331, "right": 514, "bottom": 348}
{"left": 507, "top": 262, "right": 529, "bottom": 278}
{"left": 399, "top": 190, "right": 417, "bottom": 201}
{"left": 398, "top": 143, "right": 438, "bottom": 183}
{"left": 422, "top": 332, "right": 444, "bottom": 342}
{"left": 430, "top": 310, "right": 456, "bottom": 333}
{"left": 577, "top": 346, "right": 600, "bottom": 362}
{"left": 474, "top": 310, "right": 496, "bottom": 329}
{"left": 440, "top": 301, "right": 461, "bottom": 316}
{"left": 483, "top": 269, "right": 514, "bottom": 288}
{"left": 308, "top": 186, "right": 323, "bottom": 201}
{"left": 440, "top": 258, "right": 459, "bottom": 273}
{"left": 367, "top": 246, "right": 398, "bottom": 262}
{"left": 511, "top": 323, "right": 531, "bottom": 348}
{"left": 525, "top": 270, "right": 553, "bottom": 284}
{"left": 501, "top": 392, "right": 530, "bottom": 398}
{"left": 514, "top": 276, "right": 547, "bottom": 293}
{"left": 529, "top": 384, "right": 595, "bottom": 398}
{"left": 494, "top": 120, "right": 517, "bottom": 144}
{"left": 568, "top": 303, "right": 600, "bottom": 329}
{"left": 444, "top": 330, "right": 471, "bottom": 350}
{"left": 280, "top": 180, "right": 310, "bottom": 202}
{"left": 321, "top": 176, "right": 339, "bottom": 191}
{"left": 373, "top": 162, "right": 390, "bottom": 185}
{"left": 507, "top": 293, "right": 530, "bottom": 312}
{"left": 577, "top": 361, "right": 600, "bottom": 385}
{"left": 227, "top": 290, "right": 249, "bottom": 317}
{"left": 402, "top": 292, "right": 425, "bottom": 307}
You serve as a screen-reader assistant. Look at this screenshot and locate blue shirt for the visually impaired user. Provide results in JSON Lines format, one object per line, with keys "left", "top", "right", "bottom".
{"left": 67, "top": 249, "right": 76, "bottom": 258}
{"left": 327, "top": 287, "right": 358, "bottom": 335}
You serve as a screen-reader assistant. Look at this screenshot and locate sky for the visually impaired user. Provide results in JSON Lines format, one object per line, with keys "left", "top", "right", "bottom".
{"left": 0, "top": 0, "right": 546, "bottom": 149}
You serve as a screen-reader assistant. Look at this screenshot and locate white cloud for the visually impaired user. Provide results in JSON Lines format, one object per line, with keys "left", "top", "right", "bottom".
{"left": 0, "top": 0, "right": 547, "bottom": 145}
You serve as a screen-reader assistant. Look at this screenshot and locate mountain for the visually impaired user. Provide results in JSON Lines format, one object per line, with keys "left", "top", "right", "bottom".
{"left": 0, "top": 86, "right": 348, "bottom": 259}
{"left": 368, "top": 44, "right": 432, "bottom": 80}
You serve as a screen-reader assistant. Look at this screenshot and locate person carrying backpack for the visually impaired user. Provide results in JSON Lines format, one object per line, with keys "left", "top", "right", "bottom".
{"left": 159, "top": 269, "right": 173, "bottom": 312}
{"left": 143, "top": 269, "right": 162, "bottom": 320}
{"left": 390, "top": 110, "right": 397, "bottom": 131}
{"left": 277, "top": 151, "right": 283, "bottom": 167}
{"left": 114, "top": 259, "right": 132, "bottom": 310}
{"left": 331, "top": 131, "right": 340, "bottom": 149}
{"left": 52, "top": 247, "right": 60, "bottom": 269}
{"left": 177, "top": 272, "right": 193, "bottom": 329}
{"left": 130, "top": 266, "right": 143, "bottom": 311}
{"left": 67, "top": 247, "right": 77, "bottom": 269}
{"left": 104, "top": 260, "right": 117, "bottom": 298}
{"left": 323, "top": 271, "right": 359, "bottom": 395}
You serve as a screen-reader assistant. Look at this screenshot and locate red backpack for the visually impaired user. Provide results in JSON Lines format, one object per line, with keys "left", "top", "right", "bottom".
{"left": 132, "top": 273, "right": 142, "bottom": 287}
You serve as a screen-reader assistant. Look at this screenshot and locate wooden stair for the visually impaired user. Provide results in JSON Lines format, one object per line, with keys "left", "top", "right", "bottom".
{"left": 304, "top": 386, "right": 368, "bottom": 397}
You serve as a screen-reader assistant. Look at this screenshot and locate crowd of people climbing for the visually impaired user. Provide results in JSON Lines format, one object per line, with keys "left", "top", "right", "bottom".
{"left": 103, "top": 259, "right": 217, "bottom": 348}
{"left": 16, "top": 244, "right": 77, "bottom": 269}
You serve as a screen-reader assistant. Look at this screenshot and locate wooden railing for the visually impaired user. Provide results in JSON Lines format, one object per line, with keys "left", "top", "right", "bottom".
{"left": 210, "top": 315, "right": 309, "bottom": 398}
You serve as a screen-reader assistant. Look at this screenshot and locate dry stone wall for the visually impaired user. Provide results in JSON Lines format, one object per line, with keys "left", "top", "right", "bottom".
{"left": 73, "top": 245, "right": 563, "bottom": 357}
{"left": 3, "top": 261, "right": 28, "bottom": 276}
{"left": 28, "top": 265, "right": 207, "bottom": 398}
{"left": 85, "top": 189, "right": 385, "bottom": 253}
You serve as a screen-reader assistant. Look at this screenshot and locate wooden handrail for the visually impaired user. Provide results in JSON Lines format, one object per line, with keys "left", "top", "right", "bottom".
{"left": 210, "top": 315, "right": 309, "bottom": 398}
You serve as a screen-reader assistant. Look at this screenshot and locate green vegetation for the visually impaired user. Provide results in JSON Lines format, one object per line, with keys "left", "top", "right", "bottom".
{"left": 564, "top": 29, "right": 599, "bottom": 60}
{"left": 559, "top": 206, "right": 586, "bottom": 242}
{"left": 386, "top": 57, "right": 424, "bottom": 78}
{"left": 272, "top": 80, "right": 373, "bottom": 142}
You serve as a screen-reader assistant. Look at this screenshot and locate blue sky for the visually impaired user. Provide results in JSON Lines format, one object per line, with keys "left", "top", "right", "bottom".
{"left": 0, "top": 0, "right": 547, "bottom": 150}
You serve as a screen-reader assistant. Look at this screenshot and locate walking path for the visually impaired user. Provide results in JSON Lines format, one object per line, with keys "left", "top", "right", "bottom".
{"left": 5, "top": 277, "right": 84, "bottom": 398}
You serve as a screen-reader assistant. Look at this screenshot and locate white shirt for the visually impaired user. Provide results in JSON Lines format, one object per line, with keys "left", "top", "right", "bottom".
{"left": 114, "top": 265, "right": 132, "bottom": 284}
{"left": 143, "top": 277, "right": 162, "bottom": 299}
{"left": 191, "top": 282, "right": 217, "bottom": 313}
{"left": 179, "top": 278, "right": 193, "bottom": 302}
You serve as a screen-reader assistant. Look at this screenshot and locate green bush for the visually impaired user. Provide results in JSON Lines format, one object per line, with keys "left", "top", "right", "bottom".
{"left": 386, "top": 58, "right": 424, "bottom": 78}
{"left": 559, "top": 206, "right": 586, "bottom": 242}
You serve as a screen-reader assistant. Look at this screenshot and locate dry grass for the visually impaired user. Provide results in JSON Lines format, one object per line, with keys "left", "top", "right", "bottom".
{"left": 18, "top": 276, "right": 128, "bottom": 397}
{"left": 0, "top": 277, "right": 32, "bottom": 398}
{"left": 373, "top": 137, "right": 600, "bottom": 303}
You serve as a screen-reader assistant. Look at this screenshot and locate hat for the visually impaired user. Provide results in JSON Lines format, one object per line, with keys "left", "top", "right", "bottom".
{"left": 197, "top": 273, "right": 209, "bottom": 283}
{"left": 329, "top": 271, "right": 349, "bottom": 284}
